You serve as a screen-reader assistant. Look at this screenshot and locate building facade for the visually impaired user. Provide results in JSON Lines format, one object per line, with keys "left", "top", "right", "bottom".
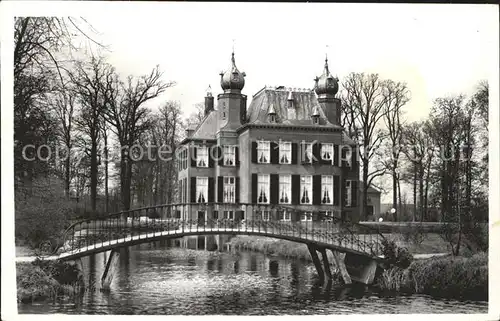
{"left": 176, "top": 53, "right": 361, "bottom": 223}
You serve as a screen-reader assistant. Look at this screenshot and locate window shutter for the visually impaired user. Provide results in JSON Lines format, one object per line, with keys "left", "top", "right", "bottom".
{"left": 333, "top": 145, "right": 339, "bottom": 166}
{"left": 190, "top": 177, "right": 196, "bottom": 202}
{"left": 217, "top": 176, "right": 223, "bottom": 203}
{"left": 278, "top": 210, "right": 284, "bottom": 221}
{"left": 333, "top": 175, "right": 340, "bottom": 206}
{"left": 251, "top": 174, "right": 257, "bottom": 203}
{"left": 313, "top": 175, "right": 321, "bottom": 205}
{"left": 270, "top": 174, "right": 279, "bottom": 204}
{"left": 235, "top": 177, "right": 240, "bottom": 203}
{"left": 291, "top": 175, "right": 300, "bottom": 205}
{"left": 352, "top": 146, "right": 359, "bottom": 170}
{"left": 341, "top": 146, "right": 348, "bottom": 167}
{"left": 270, "top": 141, "right": 278, "bottom": 164}
{"left": 213, "top": 210, "right": 219, "bottom": 220}
{"left": 251, "top": 142, "right": 257, "bottom": 163}
{"left": 235, "top": 146, "right": 240, "bottom": 166}
{"left": 291, "top": 143, "right": 298, "bottom": 164}
{"left": 352, "top": 180, "right": 358, "bottom": 207}
{"left": 191, "top": 146, "right": 197, "bottom": 167}
{"left": 208, "top": 146, "right": 214, "bottom": 168}
{"left": 217, "top": 146, "right": 223, "bottom": 166}
{"left": 312, "top": 143, "right": 320, "bottom": 164}
{"left": 292, "top": 210, "right": 301, "bottom": 222}
{"left": 208, "top": 177, "right": 215, "bottom": 203}
{"left": 341, "top": 179, "right": 347, "bottom": 207}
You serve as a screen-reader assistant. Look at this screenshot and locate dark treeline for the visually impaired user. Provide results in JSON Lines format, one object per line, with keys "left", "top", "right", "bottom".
{"left": 13, "top": 17, "right": 184, "bottom": 249}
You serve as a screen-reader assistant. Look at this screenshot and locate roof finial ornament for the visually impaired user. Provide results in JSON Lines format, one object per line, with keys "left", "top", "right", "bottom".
{"left": 206, "top": 84, "right": 212, "bottom": 97}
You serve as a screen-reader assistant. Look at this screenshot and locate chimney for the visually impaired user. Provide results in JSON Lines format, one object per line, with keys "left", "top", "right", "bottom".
{"left": 204, "top": 85, "right": 214, "bottom": 116}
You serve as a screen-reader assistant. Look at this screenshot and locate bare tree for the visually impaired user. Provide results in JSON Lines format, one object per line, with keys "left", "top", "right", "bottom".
{"left": 69, "top": 56, "right": 114, "bottom": 216}
{"left": 52, "top": 90, "right": 76, "bottom": 197}
{"left": 185, "top": 102, "right": 205, "bottom": 127}
{"left": 381, "top": 80, "right": 410, "bottom": 220}
{"left": 102, "top": 65, "right": 175, "bottom": 210}
{"left": 341, "top": 73, "right": 393, "bottom": 220}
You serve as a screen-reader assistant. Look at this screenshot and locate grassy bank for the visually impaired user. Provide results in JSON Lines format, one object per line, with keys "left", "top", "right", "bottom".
{"left": 228, "top": 236, "right": 312, "bottom": 261}
{"left": 17, "top": 259, "right": 84, "bottom": 303}
{"left": 376, "top": 252, "right": 488, "bottom": 300}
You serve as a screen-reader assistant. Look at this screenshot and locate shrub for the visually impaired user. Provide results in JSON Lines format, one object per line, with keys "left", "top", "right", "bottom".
{"left": 15, "top": 196, "right": 76, "bottom": 250}
{"left": 32, "top": 258, "right": 81, "bottom": 285}
{"left": 381, "top": 238, "right": 413, "bottom": 269}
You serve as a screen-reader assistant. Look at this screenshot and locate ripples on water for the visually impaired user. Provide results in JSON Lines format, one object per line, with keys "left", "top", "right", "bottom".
{"left": 19, "top": 237, "right": 488, "bottom": 315}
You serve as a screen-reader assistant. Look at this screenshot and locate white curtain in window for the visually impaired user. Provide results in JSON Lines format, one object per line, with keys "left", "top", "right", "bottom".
{"left": 257, "top": 174, "right": 270, "bottom": 204}
{"left": 321, "top": 143, "right": 333, "bottom": 161}
{"left": 257, "top": 141, "right": 270, "bottom": 163}
{"left": 321, "top": 175, "right": 333, "bottom": 204}
{"left": 197, "top": 146, "right": 208, "bottom": 167}
{"left": 279, "top": 175, "right": 291, "bottom": 204}
{"left": 223, "top": 176, "right": 235, "bottom": 203}
{"left": 300, "top": 175, "right": 312, "bottom": 204}
{"left": 279, "top": 141, "right": 291, "bottom": 164}
{"left": 224, "top": 145, "right": 235, "bottom": 166}
{"left": 196, "top": 177, "right": 208, "bottom": 203}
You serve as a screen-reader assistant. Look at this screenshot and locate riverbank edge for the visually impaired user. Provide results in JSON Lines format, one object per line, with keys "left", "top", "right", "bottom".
{"left": 227, "top": 236, "right": 488, "bottom": 301}
{"left": 16, "top": 259, "right": 84, "bottom": 303}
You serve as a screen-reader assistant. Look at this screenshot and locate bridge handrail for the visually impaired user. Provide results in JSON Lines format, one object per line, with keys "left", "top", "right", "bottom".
{"left": 59, "top": 203, "right": 386, "bottom": 258}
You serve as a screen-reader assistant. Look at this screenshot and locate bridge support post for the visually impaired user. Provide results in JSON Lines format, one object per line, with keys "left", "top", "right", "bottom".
{"left": 318, "top": 248, "right": 332, "bottom": 279}
{"left": 101, "top": 249, "right": 120, "bottom": 291}
{"left": 307, "top": 244, "right": 324, "bottom": 282}
{"left": 331, "top": 250, "right": 352, "bottom": 285}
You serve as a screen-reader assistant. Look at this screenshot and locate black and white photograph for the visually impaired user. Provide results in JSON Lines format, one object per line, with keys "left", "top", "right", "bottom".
{"left": 1, "top": 1, "right": 499, "bottom": 319}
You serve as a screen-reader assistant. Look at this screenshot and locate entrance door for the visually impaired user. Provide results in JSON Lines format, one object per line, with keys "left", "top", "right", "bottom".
{"left": 197, "top": 211, "right": 205, "bottom": 226}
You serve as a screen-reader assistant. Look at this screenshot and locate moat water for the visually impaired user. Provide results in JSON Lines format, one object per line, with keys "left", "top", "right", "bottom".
{"left": 18, "top": 236, "right": 488, "bottom": 315}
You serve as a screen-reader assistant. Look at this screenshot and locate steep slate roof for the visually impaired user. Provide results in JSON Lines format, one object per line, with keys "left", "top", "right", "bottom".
{"left": 185, "top": 86, "right": 357, "bottom": 144}
{"left": 190, "top": 110, "right": 218, "bottom": 140}
{"left": 246, "top": 86, "right": 334, "bottom": 126}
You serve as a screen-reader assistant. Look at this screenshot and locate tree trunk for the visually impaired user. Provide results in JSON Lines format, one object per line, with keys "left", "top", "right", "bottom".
{"left": 419, "top": 164, "right": 425, "bottom": 222}
{"left": 362, "top": 158, "right": 369, "bottom": 221}
{"left": 65, "top": 147, "right": 70, "bottom": 198}
{"left": 120, "top": 148, "right": 132, "bottom": 211}
{"left": 413, "top": 163, "right": 417, "bottom": 222}
{"left": 90, "top": 139, "right": 98, "bottom": 217}
{"left": 104, "top": 130, "right": 109, "bottom": 213}
{"left": 392, "top": 164, "right": 397, "bottom": 221}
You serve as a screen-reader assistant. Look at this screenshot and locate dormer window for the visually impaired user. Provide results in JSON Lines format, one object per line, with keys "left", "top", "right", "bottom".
{"left": 312, "top": 115, "right": 319, "bottom": 124}
{"left": 269, "top": 114, "right": 276, "bottom": 123}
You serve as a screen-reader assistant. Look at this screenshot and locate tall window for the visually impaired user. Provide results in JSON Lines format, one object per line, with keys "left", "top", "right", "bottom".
{"left": 345, "top": 180, "right": 352, "bottom": 207}
{"left": 321, "top": 175, "right": 333, "bottom": 204}
{"left": 196, "top": 177, "right": 208, "bottom": 203}
{"left": 300, "top": 175, "right": 312, "bottom": 204}
{"left": 279, "top": 210, "right": 291, "bottom": 221}
{"left": 257, "top": 141, "right": 270, "bottom": 164}
{"left": 279, "top": 175, "right": 291, "bottom": 204}
{"left": 301, "top": 142, "right": 313, "bottom": 163}
{"left": 197, "top": 146, "right": 208, "bottom": 167}
{"left": 259, "top": 211, "right": 270, "bottom": 221}
{"left": 321, "top": 143, "right": 333, "bottom": 162}
{"left": 224, "top": 211, "right": 234, "bottom": 220}
{"left": 223, "top": 176, "right": 235, "bottom": 203}
{"left": 300, "top": 212, "right": 313, "bottom": 221}
{"left": 279, "top": 141, "right": 292, "bottom": 164}
{"left": 257, "top": 174, "right": 270, "bottom": 204}
{"left": 223, "top": 145, "right": 236, "bottom": 166}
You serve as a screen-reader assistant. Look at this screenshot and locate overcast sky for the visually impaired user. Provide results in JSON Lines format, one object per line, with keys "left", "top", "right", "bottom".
{"left": 69, "top": 2, "right": 498, "bottom": 122}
